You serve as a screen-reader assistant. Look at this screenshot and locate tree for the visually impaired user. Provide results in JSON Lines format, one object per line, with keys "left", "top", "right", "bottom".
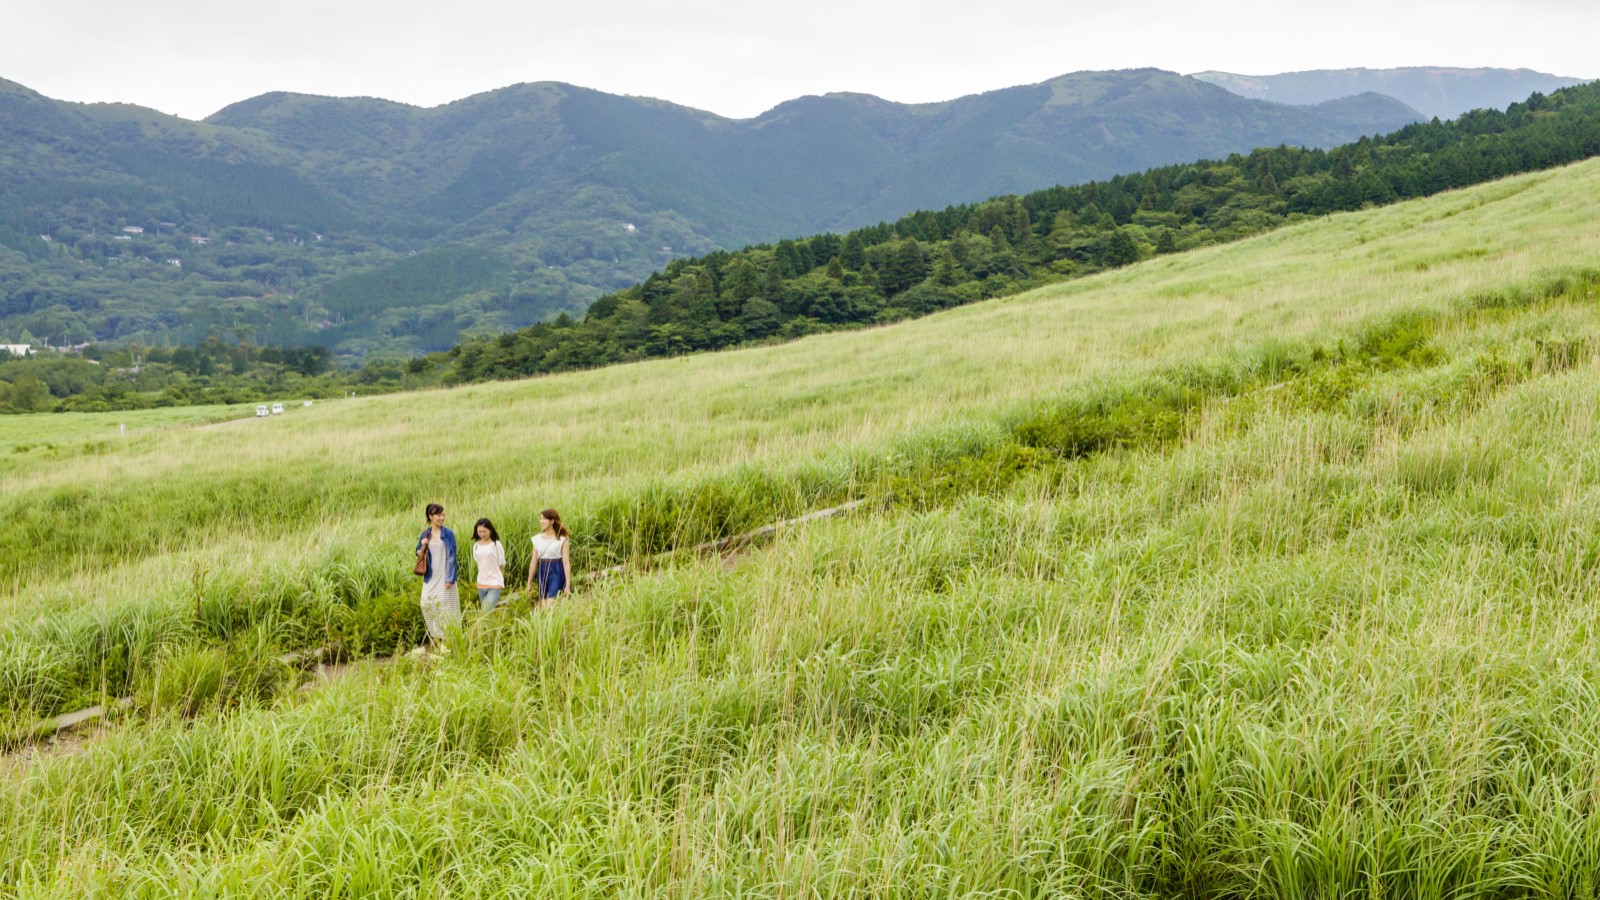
{"left": 670, "top": 269, "right": 717, "bottom": 322}
{"left": 809, "top": 233, "right": 842, "bottom": 266}
{"left": 932, "top": 249, "right": 968, "bottom": 287}
{"left": 774, "top": 239, "right": 812, "bottom": 278}
{"left": 1103, "top": 227, "right": 1140, "bottom": 268}
{"left": 611, "top": 298, "right": 653, "bottom": 345}
{"left": 840, "top": 233, "right": 866, "bottom": 271}
{"left": 738, "top": 297, "right": 783, "bottom": 339}
{"left": 883, "top": 239, "right": 926, "bottom": 296}
{"left": 718, "top": 257, "right": 761, "bottom": 319}
{"left": 7, "top": 374, "right": 52, "bottom": 412}
{"left": 761, "top": 265, "right": 786, "bottom": 304}
{"left": 1008, "top": 202, "right": 1036, "bottom": 251}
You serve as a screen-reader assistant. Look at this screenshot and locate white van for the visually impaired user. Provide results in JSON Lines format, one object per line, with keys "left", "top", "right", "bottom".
{"left": 255, "top": 405, "right": 269, "bottom": 418}
{"left": 271, "top": 403, "right": 285, "bottom": 415}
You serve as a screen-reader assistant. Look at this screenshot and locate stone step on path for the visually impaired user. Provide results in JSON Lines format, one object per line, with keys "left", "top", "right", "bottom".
{"left": 49, "top": 697, "right": 135, "bottom": 734}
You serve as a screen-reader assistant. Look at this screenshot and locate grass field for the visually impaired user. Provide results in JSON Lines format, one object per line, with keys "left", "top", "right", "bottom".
{"left": 4, "top": 159, "right": 1600, "bottom": 895}
{"left": 0, "top": 403, "right": 265, "bottom": 457}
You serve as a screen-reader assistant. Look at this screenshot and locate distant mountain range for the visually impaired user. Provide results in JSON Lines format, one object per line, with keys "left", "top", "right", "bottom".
{"left": 0, "top": 68, "right": 1442, "bottom": 357}
{"left": 1191, "top": 67, "right": 1587, "bottom": 121}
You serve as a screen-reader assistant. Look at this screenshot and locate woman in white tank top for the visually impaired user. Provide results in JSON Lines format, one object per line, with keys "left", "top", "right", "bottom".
{"left": 526, "top": 507, "right": 572, "bottom": 604}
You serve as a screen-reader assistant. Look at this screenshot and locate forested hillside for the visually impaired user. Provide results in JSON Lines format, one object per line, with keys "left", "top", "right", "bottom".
{"left": 0, "top": 70, "right": 1421, "bottom": 357}
{"left": 436, "top": 81, "right": 1600, "bottom": 383}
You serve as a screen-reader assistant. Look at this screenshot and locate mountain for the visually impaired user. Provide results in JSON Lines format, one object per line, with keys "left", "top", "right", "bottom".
{"left": 0, "top": 69, "right": 1425, "bottom": 358}
{"left": 1191, "top": 67, "right": 1588, "bottom": 120}
{"left": 204, "top": 69, "right": 1422, "bottom": 241}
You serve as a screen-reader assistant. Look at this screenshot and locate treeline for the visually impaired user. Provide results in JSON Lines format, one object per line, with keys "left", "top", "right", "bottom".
{"left": 437, "top": 81, "right": 1600, "bottom": 383}
{"left": 0, "top": 338, "right": 427, "bottom": 414}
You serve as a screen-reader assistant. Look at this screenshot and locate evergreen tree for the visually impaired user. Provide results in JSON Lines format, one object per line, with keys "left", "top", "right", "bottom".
{"left": 718, "top": 257, "right": 761, "bottom": 319}
{"left": 809, "top": 233, "right": 842, "bottom": 266}
{"left": 774, "top": 239, "right": 808, "bottom": 278}
{"left": 1140, "top": 179, "right": 1163, "bottom": 209}
{"left": 885, "top": 239, "right": 926, "bottom": 295}
{"left": 858, "top": 262, "right": 880, "bottom": 293}
{"left": 1103, "top": 227, "right": 1140, "bottom": 268}
{"left": 761, "top": 265, "right": 786, "bottom": 303}
{"left": 932, "top": 248, "right": 967, "bottom": 287}
{"left": 738, "top": 297, "right": 783, "bottom": 338}
{"left": 840, "top": 233, "right": 867, "bottom": 271}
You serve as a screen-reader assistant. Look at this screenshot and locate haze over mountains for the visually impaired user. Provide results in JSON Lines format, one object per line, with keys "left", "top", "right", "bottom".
{"left": 1191, "top": 67, "right": 1585, "bottom": 120}
{"left": 0, "top": 66, "right": 1570, "bottom": 357}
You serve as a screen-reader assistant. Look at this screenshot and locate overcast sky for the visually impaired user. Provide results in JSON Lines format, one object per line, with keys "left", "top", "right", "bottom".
{"left": 4, "top": 0, "right": 1596, "bottom": 121}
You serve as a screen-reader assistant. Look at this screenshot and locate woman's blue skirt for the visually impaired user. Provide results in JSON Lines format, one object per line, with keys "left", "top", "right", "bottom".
{"left": 536, "top": 559, "right": 567, "bottom": 599}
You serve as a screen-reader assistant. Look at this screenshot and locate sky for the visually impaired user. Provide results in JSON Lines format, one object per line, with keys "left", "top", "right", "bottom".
{"left": 3, "top": 0, "right": 1596, "bottom": 122}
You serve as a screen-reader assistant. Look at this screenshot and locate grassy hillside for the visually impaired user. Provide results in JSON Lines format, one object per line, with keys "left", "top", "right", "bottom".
{"left": 4, "top": 159, "right": 1600, "bottom": 894}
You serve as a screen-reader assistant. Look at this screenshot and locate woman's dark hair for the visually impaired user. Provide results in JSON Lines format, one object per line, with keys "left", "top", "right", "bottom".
{"left": 425, "top": 502, "right": 444, "bottom": 520}
{"left": 473, "top": 518, "right": 500, "bottom": 542}
{"left": 541, "top": 508, "right": 570, "bottom": 540}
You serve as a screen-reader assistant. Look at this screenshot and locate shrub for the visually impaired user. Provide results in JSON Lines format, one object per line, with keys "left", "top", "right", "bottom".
{"left": 1015, "top": 381, "right": 1199, "bottom": 458}
{"left": 330, "top": 591, "right": 427, "bottom": 659}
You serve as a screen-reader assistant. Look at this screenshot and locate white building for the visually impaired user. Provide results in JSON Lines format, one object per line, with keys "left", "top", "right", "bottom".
{"left": 1, "top": 344, "right": 33, "bottom": 357}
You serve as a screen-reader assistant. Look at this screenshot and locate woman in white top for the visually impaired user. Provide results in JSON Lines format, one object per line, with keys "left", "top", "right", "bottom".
{"left": 471, "top": 518, "right": 506, "bottom": 612}
{"left": 527, "top": 507, "right": 572, "bottom": 604}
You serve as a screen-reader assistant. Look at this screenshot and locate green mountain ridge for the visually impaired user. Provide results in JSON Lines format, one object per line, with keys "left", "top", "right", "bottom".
{"left": 0, "top": 69, "right": 1426, "bottom": 357}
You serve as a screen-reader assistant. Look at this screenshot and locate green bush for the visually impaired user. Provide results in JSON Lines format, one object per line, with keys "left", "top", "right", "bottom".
{"left": 330, "top": 591, "right": 427, "bottom": 659}
{"left": 1015, "top": 381, "right": 1199, "bottom": 458}
{"left": 1349, "top": 313, "right": 1444, "bottom": 369}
